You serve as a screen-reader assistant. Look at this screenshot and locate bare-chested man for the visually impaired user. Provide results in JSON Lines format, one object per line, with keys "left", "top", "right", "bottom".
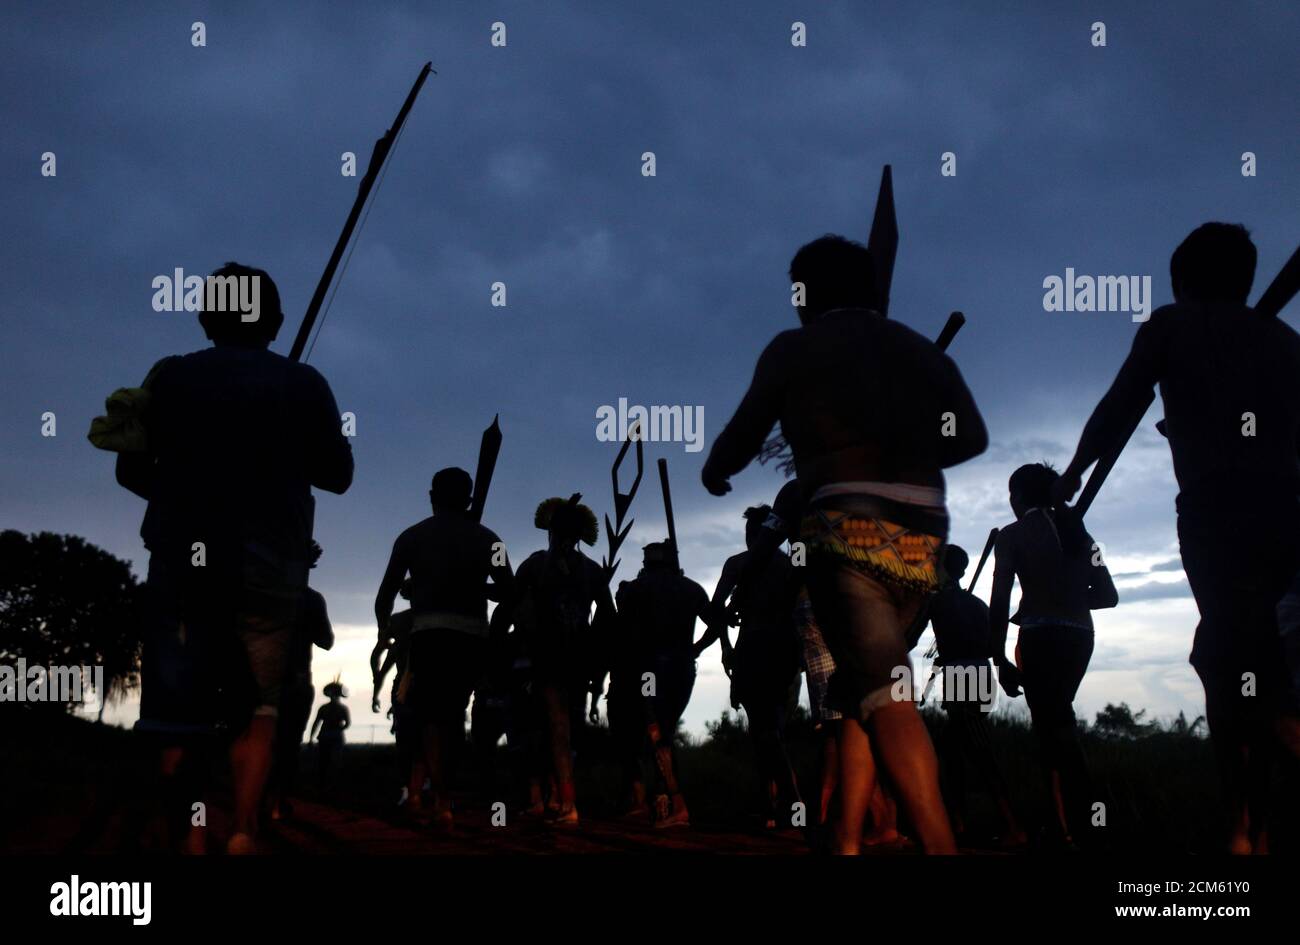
{"left": 702, "top": 234, "right": 987, "bottom": 854}
{"left": 705, "top": 506, "right": 804, "bottom": 828}
{"left": 609, "top": 541, "right": 713, "bottom": 827}
{"left": 490, "top": 495, "right": 615, "bottom": 825}
{"left": 1052, "top": 223, "right": 1300, "bottom": 853}
{"left": 374, "top": 467, "right": 514, "bottom": 828}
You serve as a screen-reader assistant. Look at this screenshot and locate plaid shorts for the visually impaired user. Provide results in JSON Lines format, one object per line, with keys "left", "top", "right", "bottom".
{"left": 795, "top": 591, "right": 842, "bottom": 724}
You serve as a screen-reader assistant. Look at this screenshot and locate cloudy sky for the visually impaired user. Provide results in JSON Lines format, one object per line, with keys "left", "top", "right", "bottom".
{"left": 3, "top": 1, "right": 1297, "bottom": 739}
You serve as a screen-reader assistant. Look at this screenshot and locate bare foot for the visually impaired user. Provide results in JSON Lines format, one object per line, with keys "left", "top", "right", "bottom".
{"left": 183, "top": 825, "right": 208, "bottom": 856}
{"left": 863, "top": 827, "right": 902, "bottom": 847}
{"left": 548, "top": 806, "right": 579, "bottom": 827}
{"left": 225, "top": 832, "right": 257, "bottom": 855}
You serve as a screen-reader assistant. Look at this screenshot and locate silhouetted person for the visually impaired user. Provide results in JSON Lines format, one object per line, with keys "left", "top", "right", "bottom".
{"left": 371, "top": 580, "right": 421, "bottom": 805}
{"left": 114, "top": 261, "right": 353, "bottom": 854}
{"left": 374, "top": 467, "right": 513, "bottom": 828}
{"left": 741, "top": 479, "right": 841, "bottom": 840}
{"left": 705, "top": 506, "right": 804, "bottom": 829}
{"left": 268, "top": 541, "right": 335, "bottom": 821}
{"left": 491, "top": 495, "right": 615, "bottom": 825}
{"left": 990, "top": 464, "right": 1116, "bottom": 848}
{"left": 608, "top": 541, "right": 712, "bottom": 827}
{"left": 469, "top": 631, "right": 517, "bottom": 802}
{"left": 702, "top": 235, "right": 987, "bottom": 854}
{"left": 1053, "top": 223, "right": 1300, "bottom": 853}
{"left": 916, "top": 545, "right": 1025, "bottom": 846}
{"left": 310, "top": 680, "right": 350, "bottom": 788}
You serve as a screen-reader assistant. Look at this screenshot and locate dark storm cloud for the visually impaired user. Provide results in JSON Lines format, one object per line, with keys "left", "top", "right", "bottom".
{"left": 1116, "top": 579, "right": 1193, "bottom": 604}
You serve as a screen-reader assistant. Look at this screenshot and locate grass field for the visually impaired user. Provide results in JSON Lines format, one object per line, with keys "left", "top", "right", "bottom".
{"left": 4, "top": 703, "right": 1297, "bottom": 854}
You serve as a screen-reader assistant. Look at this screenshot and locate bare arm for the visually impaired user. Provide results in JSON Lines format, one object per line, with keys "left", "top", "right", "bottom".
{"left": 1056, "top": 317, "right": 1168, "bottom": 502}
{"left": 1086, "top": 540, "right": 1120, "bottom": 610}
{"left": 305, "top": 369, "right": 355, "bottom": 495}
{"left": 988, "top": 532, "right": 1020, "bottom": 694}
{"left": 702, "top": 555, "right": 744, "bottom": 659}
{"left": 115, "top": 452, "right": 155, "bottom": 500}
{"left": 935, "top": 354, "right": 989, "bottom": 468}
{"left": 374, "top": 535, "right": 409, "bottom": 637}
{"left": 311, "top": 590, "right": 334, "bottom": 651}
{"left": 486, "top": 539, "right": 515, "bottom": 611}
{"left": 488, "top": 556, "right": 531, "bottom": 643}
{"left": 371, "top": 641, "right": 395, "bottom": 712}
{"left": 691, "top": 584, "right": 722, "bottom": 658}
{"left": 701, "top": 334, "right": 792, "bottom": 495}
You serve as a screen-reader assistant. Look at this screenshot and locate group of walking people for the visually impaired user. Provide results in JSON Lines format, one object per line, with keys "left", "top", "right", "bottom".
{"left": 108, "top": 219, "right": 1300, "bottom": 854}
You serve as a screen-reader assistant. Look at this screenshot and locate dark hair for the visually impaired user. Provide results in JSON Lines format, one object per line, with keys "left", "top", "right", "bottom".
{"left": 1170, "top": 223, "right": 1256, "bottom": 303}
{"left": 743, "top": 505, "right": 772, "bottom": 524}
{"left": 1008, "top": 463, "right": 1058, "bottom": 509}
{"left": 198, "top": 261, "right": 284, "bottom": 345}
{"left": 1009, "top": 462, "right": 1090, "bottom": 555}
{"left": 430, "top": 467, "right": 473, "bottom": 510}
{"left": 789, "top": 235, "right": 876, "bottom": 319}
{"left": 548, "top": 503, "right": 587, "bottom": 543}
{"left": 642, "top": 541, "right": 671, "bottom": 566}
{"left": 943, "top": 544, "right": 969, "bottom": 578}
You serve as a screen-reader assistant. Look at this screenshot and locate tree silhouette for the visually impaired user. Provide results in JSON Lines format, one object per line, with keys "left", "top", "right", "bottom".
{"left": 1092, "top": 702, "right": 1156, "bottom": 740}
{"left": 0, "top": 530, "right": 143, "bottom": 715}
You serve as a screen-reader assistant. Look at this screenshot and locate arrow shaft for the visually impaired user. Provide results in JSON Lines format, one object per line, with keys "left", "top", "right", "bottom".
{"left": 658, "top": 458, "right": 679, "bottom": 570}
{"left": 289, "top": 62, "right": 433, "bottom": 362}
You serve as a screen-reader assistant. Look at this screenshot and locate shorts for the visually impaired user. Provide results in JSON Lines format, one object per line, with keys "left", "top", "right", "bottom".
{"left": 795, "top": 593, "right": 842, "bottom": 724}
{"left": 800, "top": 492, "right": 944, "bottom": 723}
{"left": 1017, "top": 627, "right": 1092, "bottom": 733}
{"left": 276, "top": 677, "right": 315, "bottom": 746}
{"left": 137, "top": 554, "right": 245, "bottom": 735}
{"left": 407, "top": 628, "right": 488, "bottom": 725}
{"left": 804, "top": 556, "right": 927, "bottom": 723}
{"left": 1178, "top": 495, "right": 1300, "bottom": 719}
{"left": 239, "top": 619, "right": 294, "bottom": 717}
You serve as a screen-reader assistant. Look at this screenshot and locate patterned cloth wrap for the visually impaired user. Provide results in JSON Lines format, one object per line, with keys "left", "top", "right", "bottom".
{"left": 800, "top": 504, "right": 944, "bottom": 594}
{"left": 794, "top": 587, "right": 842, "bottom": 723}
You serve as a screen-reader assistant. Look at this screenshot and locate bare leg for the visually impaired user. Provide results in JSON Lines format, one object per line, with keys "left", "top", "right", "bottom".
{"left": 833, "top": 718, "right": 875, "bottom": 854}
{"left": 868, "top": 702, "right": 957, "bottom": 854}
{"left": 649, "top": 722, "right": 689, "bottom": 826}
{"left": 1275, "top": 714, "right": 1300, "bottom": 759}
{"left": 864, "top": 781, "right": 900, "bottom": 846}
{"left": 1049, "top": 768, "right": 1069, "bottom": 840}
{"left": 159, "top": 746, "right": 207, "bottom": 854}
{"left": 817, "top": 724, "right": 840, "bottom": 825}
{"left": 543, "top": 685, "right": 577, "bottom": 821}
{"left": 407, "top": 757, "right": 427, "bottom": 811}
{"left": 962, "top": 707, "right": 1026, "bottom": 845}
{"left": 1205, "top": 691, "right": 1252, "bottom": 854}
{"left": 228, "top": 715, "right": 276, "bottom": 853}
{"left": 1246, "top": 727, "right": 1275, "bottom": 855}
{"left": 420, "top": 719, "right": 451, "bottom": 822}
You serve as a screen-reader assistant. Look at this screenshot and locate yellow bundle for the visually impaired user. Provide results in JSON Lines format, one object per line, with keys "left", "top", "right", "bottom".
{"left": 86, "top": 357, "right": 173, "bottom": 453}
